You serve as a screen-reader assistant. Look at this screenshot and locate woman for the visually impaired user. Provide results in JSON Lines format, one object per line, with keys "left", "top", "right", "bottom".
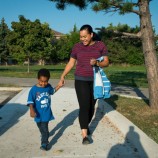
{"left": 58, "top": 24, "right": 109, "bottom": 144}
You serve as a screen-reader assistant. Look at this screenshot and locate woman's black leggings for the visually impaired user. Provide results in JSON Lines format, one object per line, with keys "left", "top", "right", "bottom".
{"left": 75, "top": 80, "right": 97, "bottom": 129}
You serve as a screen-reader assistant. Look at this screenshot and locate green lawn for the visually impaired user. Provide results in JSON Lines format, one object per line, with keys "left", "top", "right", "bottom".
{"left": 0, "top": 64, "right": 148, "bottom": 88}
{"left": 106, "top": 65, "right": 147, "bottom": 88}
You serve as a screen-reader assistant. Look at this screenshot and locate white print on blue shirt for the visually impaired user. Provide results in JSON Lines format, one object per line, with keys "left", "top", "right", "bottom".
{"left": 36, "top": 94, "right": 51, "bottom": 109}
{"left": 36, "top": 92, "right": 49, "bottom": 101}
{"left": 40, "top": 98, "right": 48, "bottom": 108}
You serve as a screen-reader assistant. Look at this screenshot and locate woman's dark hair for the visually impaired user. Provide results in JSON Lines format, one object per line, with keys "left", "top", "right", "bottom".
{"left": 80, "top": 24, "right": 93, "bottom": 34}
{"left": 80, "top": 24, "right": 101, "bottom": 41}
{"left": 37, "top": 68, "right": 50, "bottom": 79}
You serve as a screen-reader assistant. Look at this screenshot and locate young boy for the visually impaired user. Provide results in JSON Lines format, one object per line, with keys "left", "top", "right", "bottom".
{"left": 27, "top": 68, "right": 61, "bottom": 151}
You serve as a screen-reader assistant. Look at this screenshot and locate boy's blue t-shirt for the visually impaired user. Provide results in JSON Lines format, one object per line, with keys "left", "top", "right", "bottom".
{"left": 27, "top": 84, "right": 55, "bottom": 122}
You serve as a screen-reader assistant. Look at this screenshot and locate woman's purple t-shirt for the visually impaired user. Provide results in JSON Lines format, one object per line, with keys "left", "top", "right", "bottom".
{"left": 71, "top": 41, "right": 108, "bottom": 80}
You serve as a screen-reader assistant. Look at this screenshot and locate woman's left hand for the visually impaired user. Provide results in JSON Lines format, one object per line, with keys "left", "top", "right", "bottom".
{"left": 90, "top": 58, "right": 97, "bottom": 66}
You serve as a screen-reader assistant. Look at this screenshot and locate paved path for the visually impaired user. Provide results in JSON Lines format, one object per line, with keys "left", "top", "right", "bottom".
{"left": 0, "top": 77, "right": 157, "bottom": 158}
{"left": 0, "top": 77, "right": 149, "bottom": 99}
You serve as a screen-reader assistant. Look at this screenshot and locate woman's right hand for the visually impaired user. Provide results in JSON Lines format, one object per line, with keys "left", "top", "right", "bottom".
{"left": 58, "top": 77, "right": 65, "bottom": 87}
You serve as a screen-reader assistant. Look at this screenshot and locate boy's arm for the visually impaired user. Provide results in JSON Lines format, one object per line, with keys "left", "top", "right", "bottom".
{"left": 29, "top": 104, "right": 36, "bottom": 118}
{"left": 54, "top": 84, "right": 62, "bottom": 92}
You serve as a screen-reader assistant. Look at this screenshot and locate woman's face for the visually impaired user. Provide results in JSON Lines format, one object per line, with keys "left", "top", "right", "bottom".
{"left": 80, "top": 29, "right": 93, "bottom": 46}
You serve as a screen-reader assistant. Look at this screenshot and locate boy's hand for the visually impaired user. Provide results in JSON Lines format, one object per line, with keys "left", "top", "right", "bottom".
{"left": 58, "top": 77, "right": 65, "bottom": 87}
{"left": 30, "top": 110, "right": 36, "bottom": 118}
{"left": 55, "top": 84, "right": 63, "bottom": 92}
{"left": 29, "top": 104, "right": 36, "bottom": 118}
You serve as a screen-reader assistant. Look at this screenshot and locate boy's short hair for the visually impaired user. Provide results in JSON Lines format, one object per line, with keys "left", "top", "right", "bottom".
{"left": 37, "top": 68, "right": 50, "bottom": 79}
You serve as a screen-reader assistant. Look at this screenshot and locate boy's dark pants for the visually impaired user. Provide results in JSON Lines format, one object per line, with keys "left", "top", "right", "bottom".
{"left": 37, "top": 122, "right": 49, "bottom": 145}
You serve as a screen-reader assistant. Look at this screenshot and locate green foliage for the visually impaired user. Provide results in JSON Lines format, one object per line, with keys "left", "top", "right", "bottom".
{"left": 3, "top": 16, "right": 76, "bottom": 64}
{"left": 0, "top": 18, "right": 10, "bottom": 63}
{"left": 49, "top": 0, "right": 138, "bottom": 15}
{"left": 98, "top": 23, "right": 143, "bottom": 65}
{"left": 93, "top": 0, "right": 110, "bottom": 12}
{"left": 119, "top": 2, "right": 133, "bottom": 15}
{"left": 1, "top": 15, "right": 146, "bottom": 65}
{"left": 49, "top": 0, "right": 87, "bottom": 10}
{"left": 54, "top": 25, "right": 80, "bottom": 61}
{"left": 56, "top": 37, "right": 71, "bottom": 60}
{"left": 7, "top": 15, "right": 54, "bottom": 64}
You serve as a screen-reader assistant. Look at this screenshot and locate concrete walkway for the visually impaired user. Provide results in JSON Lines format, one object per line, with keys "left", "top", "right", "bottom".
{"left": 0, "top": 77, "right": 157, "bottom": 158}
{"left": 0, "top": 76, "right": 149, "bottom": 99}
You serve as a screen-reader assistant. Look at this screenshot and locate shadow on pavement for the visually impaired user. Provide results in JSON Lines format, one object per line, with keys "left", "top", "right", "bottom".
{"left": 48, "top": 109, "right": 79, "bottom": 149}
{"left": 0, "top": 103, "right": 28, "bottom": 136}
{"left": 89, "top": 99, "right": 114, "bottom": 135}
{"left": 112, "top": 81, "right": 149, "bottom": 105}
{"left": 107, "top": 126, "right": 148, "bottom": 158}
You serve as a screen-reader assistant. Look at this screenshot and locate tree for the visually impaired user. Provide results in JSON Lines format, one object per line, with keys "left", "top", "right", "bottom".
{"left": 7, "top": 16, "right": 53, "bottom": 66}
{"left": 50, "top": 0, "right": 158, "bottom": 109}
{"left": 0, "top": 18, "right": 10, "bottom": 65}
{"left": 54, "top": 25, "right": 80, "bottom": 61}
{"left": 98, "top": 24, "right": 143, "bottom": 65}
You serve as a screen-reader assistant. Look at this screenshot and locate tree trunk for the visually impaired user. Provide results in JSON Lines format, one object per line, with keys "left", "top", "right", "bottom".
{"left": 140, "top": 0, "right": 158, "bottom": 109}
{"left": 27, "top": 57, "right": 30, "bottom": 73}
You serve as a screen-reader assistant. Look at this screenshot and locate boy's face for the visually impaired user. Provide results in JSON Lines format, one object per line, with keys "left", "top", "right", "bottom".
{"left": 38, "top": 76, "right": 49, "bottom": 87}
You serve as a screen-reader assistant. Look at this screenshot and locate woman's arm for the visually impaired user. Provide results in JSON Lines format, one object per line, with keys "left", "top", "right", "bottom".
{"left": 90, "top": 56, "right": 109, "bottom": 68}
{"left": 97, "top": 56, "right": 109, "bottom": 67}
{"left": 58, "top": 57, "right": 76, "bottom": 86}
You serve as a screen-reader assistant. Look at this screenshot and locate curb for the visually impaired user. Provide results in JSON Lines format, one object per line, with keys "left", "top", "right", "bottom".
{"left": 112, "top": 93, "right": 148, "bottom": 100}
{"left": 99, "top": 99, "right": 158, "bottom": 158}
{"left": 0, "top": 87, "right": 23, "bottom": 91}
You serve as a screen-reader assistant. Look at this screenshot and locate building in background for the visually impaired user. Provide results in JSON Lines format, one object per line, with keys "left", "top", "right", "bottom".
{"left": 52, "top": 30, "right": 65, "bottom": 39}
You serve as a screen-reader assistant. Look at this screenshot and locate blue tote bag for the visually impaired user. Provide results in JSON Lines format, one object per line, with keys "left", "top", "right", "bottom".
{"left": 93, "top": 57, "right": 111, "bottom": 99}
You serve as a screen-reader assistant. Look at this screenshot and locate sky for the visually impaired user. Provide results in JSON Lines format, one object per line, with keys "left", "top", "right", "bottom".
{"left": 0, "top": 0, "right": 158, "bottom": 34}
